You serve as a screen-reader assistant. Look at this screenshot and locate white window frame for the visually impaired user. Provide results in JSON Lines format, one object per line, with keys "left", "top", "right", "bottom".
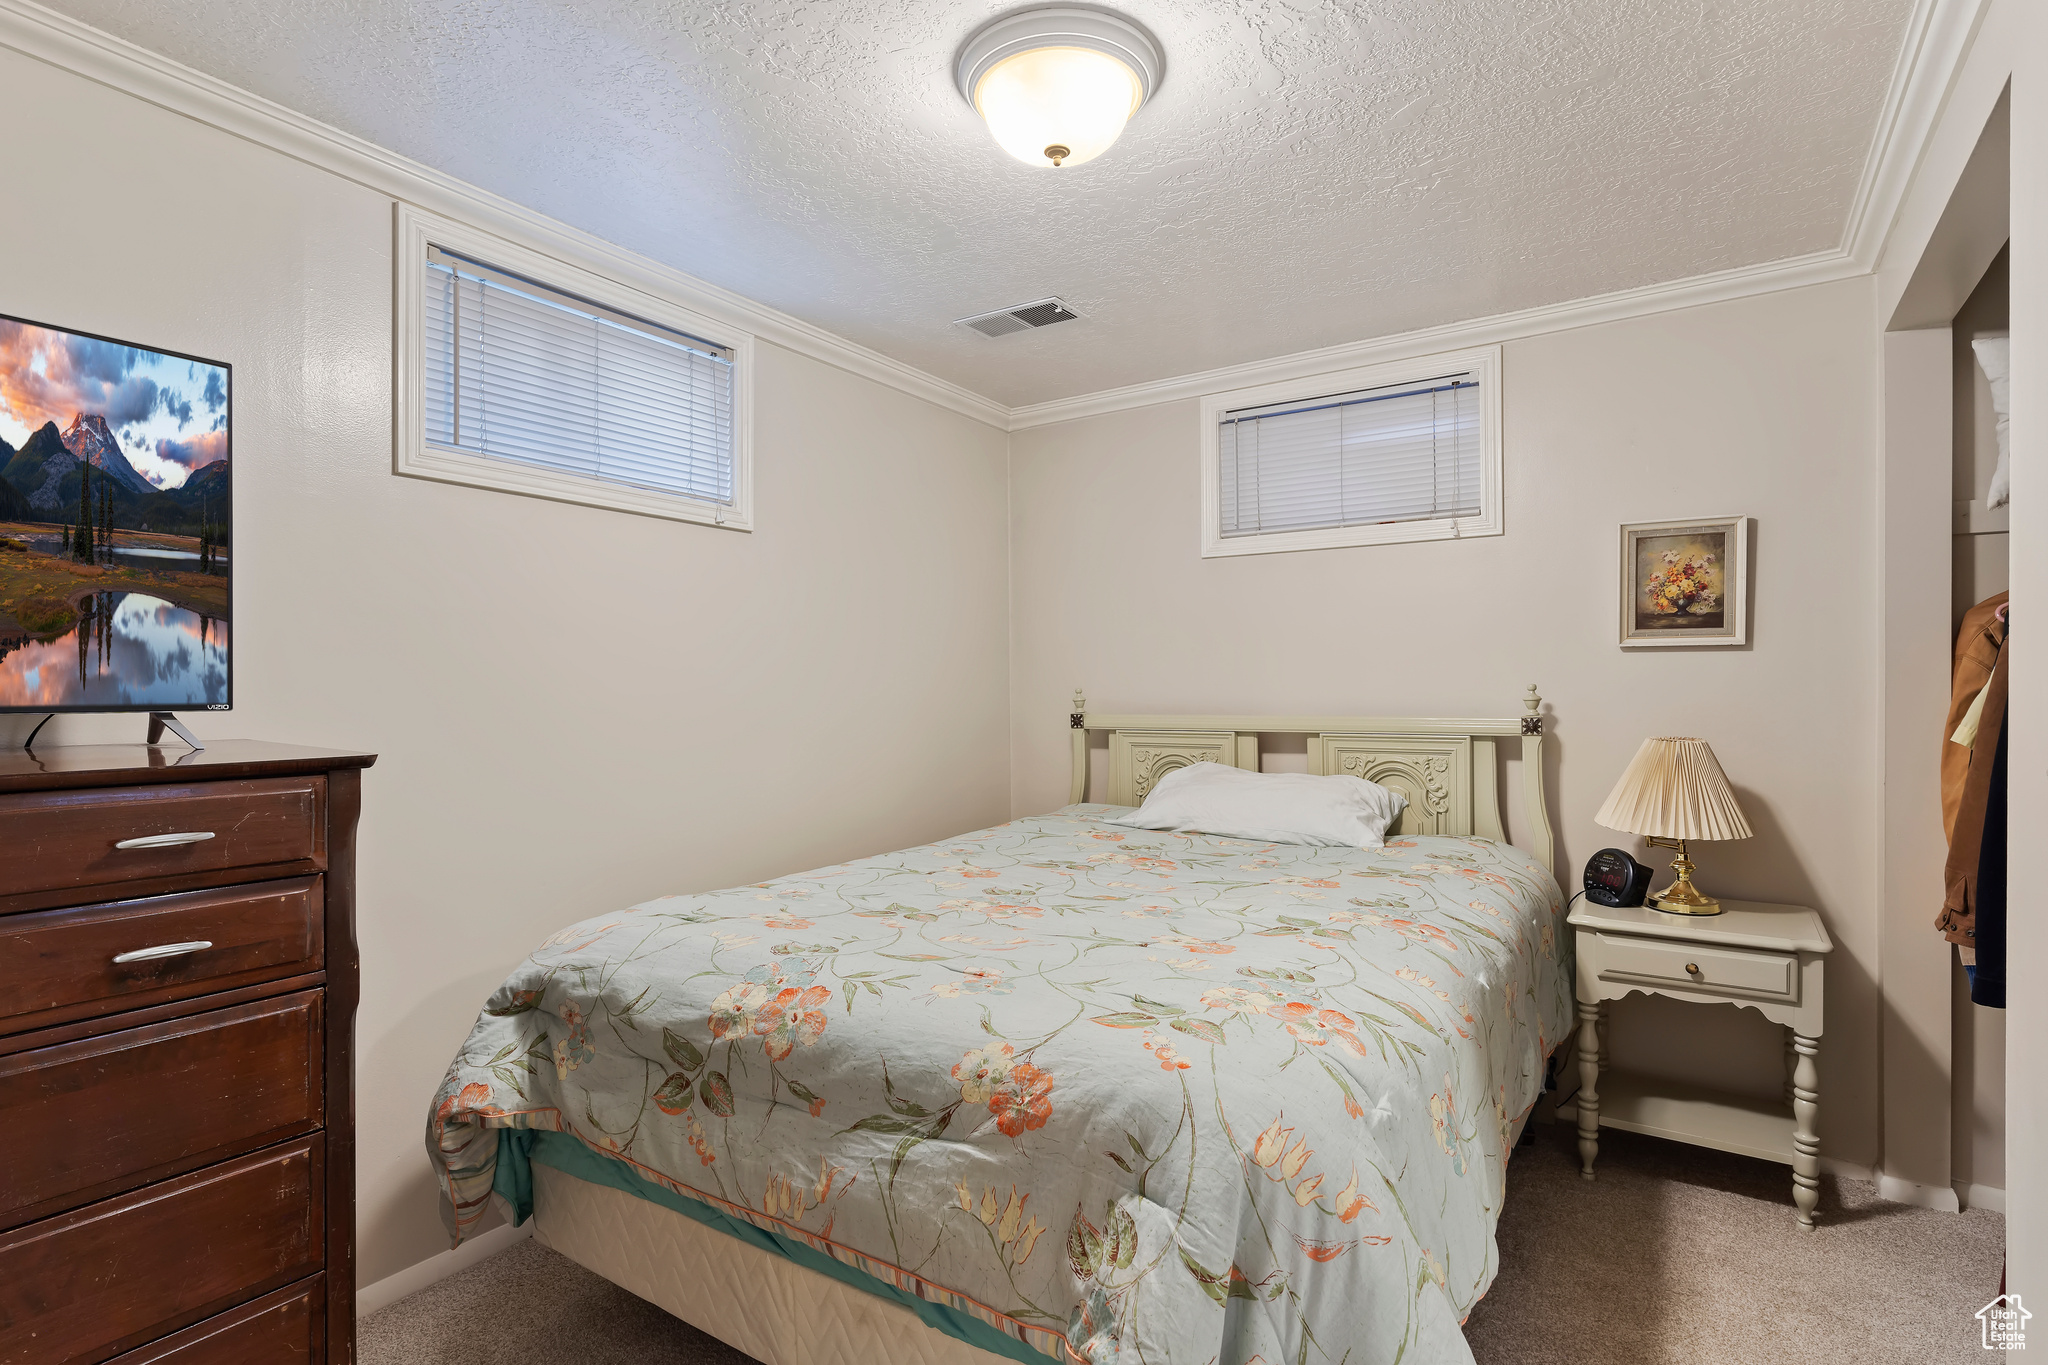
{"left": 1198, "top": 344, "right": 1502, "bottom": 558}
{"left": 394, "top": 203, "right": 754, "bottom": 530}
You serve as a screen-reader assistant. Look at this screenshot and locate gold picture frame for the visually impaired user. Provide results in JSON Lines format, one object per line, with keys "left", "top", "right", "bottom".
{"left": 1619, "top": 516, "right": 1749, "bottom": 648}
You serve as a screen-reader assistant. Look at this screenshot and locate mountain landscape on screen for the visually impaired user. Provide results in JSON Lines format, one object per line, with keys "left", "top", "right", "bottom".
{"left": 0, "top": 317, "right": 230, "bottom": 709}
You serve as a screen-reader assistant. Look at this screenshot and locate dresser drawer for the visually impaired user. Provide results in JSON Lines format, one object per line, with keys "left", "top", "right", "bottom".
{"left": 0, "top": 991, "right": 322, "bottom": 1229}
{"left": 0, "top": 1136, "right": 323, "bottom": 1365}
{"left": 0, "top": 777, "right": 324, "bottom": 901}
{"left": 106, "top": 1277, "right": 323, "bottom": 1364}
{"left": 1590, "top": 931, "right": 1799, "bottom": 1003}
{"left": 0, "top": 878, "right": 322, "bottom": 1033}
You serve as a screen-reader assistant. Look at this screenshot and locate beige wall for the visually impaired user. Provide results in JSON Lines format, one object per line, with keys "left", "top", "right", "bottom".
{"left": 0, "top": 47, "right": 1013, "bottom": 1286}
{"left": 1008, "top": 278, "right": 1886, "bottom": 1165}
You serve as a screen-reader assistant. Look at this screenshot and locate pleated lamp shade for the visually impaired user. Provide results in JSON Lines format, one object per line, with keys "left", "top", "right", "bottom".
{"left": 1594, "top": 738, "right": 1754, "bottom": 841}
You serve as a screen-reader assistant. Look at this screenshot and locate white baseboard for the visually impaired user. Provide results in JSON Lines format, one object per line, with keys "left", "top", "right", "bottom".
{"left": 356, "top": 1220, "right": 532, "bottom": 1317}
{"left": 1957, "top": 1182, "right": 2007, "bottom": 1214}
{"left": 1877, "top": 1173, "right": 1963, "bottom": 1212}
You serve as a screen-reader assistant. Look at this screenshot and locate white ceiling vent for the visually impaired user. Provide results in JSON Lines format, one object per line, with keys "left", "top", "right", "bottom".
{"left": 955, "top": 297, "right": 1081, "bottom": 338}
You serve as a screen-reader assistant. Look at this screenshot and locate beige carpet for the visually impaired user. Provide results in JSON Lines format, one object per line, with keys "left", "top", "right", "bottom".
{"left": 361, "top": 1124, "right": 2003, "bottom": 1364}
{"left": 1464, "top": 1124, "right": 2002, "bottom": 1363}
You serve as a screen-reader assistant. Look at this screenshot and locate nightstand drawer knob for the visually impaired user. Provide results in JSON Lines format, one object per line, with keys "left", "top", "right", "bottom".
{"left": 1685, "top": 962, "right": 1701, "bottom": 976}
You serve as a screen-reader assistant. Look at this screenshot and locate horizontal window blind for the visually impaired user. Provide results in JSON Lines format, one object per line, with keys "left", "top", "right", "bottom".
{"left": 1218, "top": 373, "right": 1480, "bottom": 538}
{"left": 424, "top": 245, "right": 735, "bottom": 505}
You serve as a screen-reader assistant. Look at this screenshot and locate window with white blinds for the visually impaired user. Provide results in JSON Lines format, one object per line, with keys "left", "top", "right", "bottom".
{"left": 422, "top": 245, "right": 737, "bottom": 509}
{"left": 1201, "top": 349, "right": 1501, "bottom": 556}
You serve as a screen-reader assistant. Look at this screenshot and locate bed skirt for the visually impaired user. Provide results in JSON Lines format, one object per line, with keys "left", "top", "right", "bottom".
{"left": 531, "top": 1158, "right": 1020, "bottom": 1364}
{"left": 501, "top": 1126, "right": 1059, "bottom": 1362}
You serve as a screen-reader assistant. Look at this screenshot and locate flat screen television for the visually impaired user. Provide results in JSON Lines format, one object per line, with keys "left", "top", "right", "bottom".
{"left": 0, "top": 314, "right": 230, "bottom": 717}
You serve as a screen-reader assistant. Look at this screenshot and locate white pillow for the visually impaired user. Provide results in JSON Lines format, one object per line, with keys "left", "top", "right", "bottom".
{"left": 1974, "top": 336, "right": 2010, "bottom": 510}
{"left": 1105, "top": 762, "right": 1406, "bottom": 848}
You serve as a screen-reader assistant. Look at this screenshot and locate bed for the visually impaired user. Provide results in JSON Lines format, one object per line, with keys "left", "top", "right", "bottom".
{"left": 429, "top": 690, "right": 1571, "bottom": 1365}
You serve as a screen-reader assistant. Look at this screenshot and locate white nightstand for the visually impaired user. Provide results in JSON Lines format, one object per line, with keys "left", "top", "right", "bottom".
{"left": 1565, "top": 899, "right": 1833, "bottom": 1228}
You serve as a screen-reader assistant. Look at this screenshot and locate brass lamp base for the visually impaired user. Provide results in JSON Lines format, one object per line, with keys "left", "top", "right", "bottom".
{"left": 1645, "top": 837, "right": 1723, "bottom": 915}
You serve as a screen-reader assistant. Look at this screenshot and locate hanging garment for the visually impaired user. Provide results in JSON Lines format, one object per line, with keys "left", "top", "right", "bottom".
{"left": 1971, "top": 723, "right": 2007, "bottom": 1008}
{"left": 1939, "top": 649, "right": 2008, "bottom": 949}
{"left": 1944, "top": 592, "right": 2009, "bottom": 843}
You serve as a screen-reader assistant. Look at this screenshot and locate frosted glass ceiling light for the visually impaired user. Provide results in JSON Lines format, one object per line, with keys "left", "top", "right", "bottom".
{"left": 956, "top": 7, "right": 1163, "bottom": 169}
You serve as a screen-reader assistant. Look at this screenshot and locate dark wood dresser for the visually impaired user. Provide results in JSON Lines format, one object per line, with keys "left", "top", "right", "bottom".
{"left": 0, "top": 742, "right": 374, "bottom": 1364}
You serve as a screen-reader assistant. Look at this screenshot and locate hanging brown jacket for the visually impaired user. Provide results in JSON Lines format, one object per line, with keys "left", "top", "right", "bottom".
{"left": 1943, "top": 592, "right": 2008, "bottom": 843}
{"left": 1939, "top": 644, "right": 2007, "bottom": 947}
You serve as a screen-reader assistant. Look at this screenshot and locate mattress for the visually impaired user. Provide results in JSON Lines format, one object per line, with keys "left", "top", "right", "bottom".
{"left": 432, "top": 805, "right": 1572, "bottom": 1365}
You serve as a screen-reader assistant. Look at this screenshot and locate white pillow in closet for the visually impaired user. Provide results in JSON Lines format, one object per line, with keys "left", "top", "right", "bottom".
{"left": 1974, "top": 336, "right": 2011, "bottom": 510}
{"left": 1105, "top": 761, "right": 1406, "bottom": 848}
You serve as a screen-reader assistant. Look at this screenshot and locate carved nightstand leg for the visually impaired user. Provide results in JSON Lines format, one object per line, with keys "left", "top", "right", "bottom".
{"left": 1791, "top": 1033, "right": 1821, "bottom": 1228}
{"left": 1783, "top": 1030, "right": 1796, "bottom": 1105}
{"left": 1577, "top": 1000, "right": 1602, "bottom": 1179}
{"left": 1596, "top": 1000, "right": 1610, "bottom": 1075}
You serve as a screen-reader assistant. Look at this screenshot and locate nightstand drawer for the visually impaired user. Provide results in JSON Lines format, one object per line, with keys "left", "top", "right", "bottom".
{"left": 1590, "top": 932, "right": 1798, "bottom": 1002}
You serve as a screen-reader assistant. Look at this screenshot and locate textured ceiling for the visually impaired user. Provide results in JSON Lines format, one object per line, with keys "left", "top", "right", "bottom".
{"left": 45, "top": 0, "right": 1914, "bottom": 407}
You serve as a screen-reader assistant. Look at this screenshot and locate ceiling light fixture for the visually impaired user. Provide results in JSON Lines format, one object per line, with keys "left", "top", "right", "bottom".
{"left": 955, "top": 7, "right": 1163, "bottom": 169}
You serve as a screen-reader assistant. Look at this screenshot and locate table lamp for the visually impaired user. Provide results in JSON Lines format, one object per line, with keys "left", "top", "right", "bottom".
{"left": 1593, "top": 737, "right": 1753, "bottom": 914}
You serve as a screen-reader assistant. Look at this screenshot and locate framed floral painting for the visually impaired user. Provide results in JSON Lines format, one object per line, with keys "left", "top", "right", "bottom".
{"left": 1619, "top": 516, "right": 1749, "bottom": 647}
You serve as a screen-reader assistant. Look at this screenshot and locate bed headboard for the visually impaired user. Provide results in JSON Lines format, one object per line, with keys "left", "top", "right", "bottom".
{"left": 1067, "top": 686, "right": 1555, "bottom": 872}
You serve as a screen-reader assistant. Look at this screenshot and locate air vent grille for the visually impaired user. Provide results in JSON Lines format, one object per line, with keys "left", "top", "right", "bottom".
{"left": 956, "top": 297, "right": 1081, "bottom": 339}
{"left": 963, "top": 312, "right": 1034, "bottom": 338}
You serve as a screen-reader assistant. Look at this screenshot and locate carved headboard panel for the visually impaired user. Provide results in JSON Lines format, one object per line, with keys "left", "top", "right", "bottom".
{"left": 1068, "top": 687, "right": 1553, "bottom": 871}
{"left": 1312, "top": 734, "right": 1479, "bottom": 838}
{"left": 1107, "top": 730, "right": 1254, "bottom": 806}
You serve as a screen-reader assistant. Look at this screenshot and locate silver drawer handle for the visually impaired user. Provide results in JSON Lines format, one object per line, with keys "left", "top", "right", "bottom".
{"left": 114, "top": 831, "right": 217, "bottom": 850}
{"left": 112, "top": 940, "right": 214, "bottom": 965}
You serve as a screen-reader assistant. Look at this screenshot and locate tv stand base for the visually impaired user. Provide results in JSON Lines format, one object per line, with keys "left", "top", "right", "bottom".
{"left": 147, "top": 712, "right": 206, "bottom": 751}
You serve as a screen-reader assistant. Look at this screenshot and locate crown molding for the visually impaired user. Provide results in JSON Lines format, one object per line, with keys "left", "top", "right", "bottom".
{"left": 1840, "top": 0, "right": 1995, "bottom": 272}
{"left": 0, "top": 0, "right": 1010, "bottom": 432}
{"left": 1007, "top": 248, "right": 1865, "bottom": 430}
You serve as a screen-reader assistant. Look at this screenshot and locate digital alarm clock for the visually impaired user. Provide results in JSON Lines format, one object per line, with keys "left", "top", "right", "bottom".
{"left": 1583, "top": 847, "right": 1653, "bottom": 908}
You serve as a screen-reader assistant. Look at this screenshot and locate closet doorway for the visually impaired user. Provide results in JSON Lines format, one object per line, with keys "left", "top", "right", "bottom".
{"left": 1878, "top": 81, "right": 2010, "bottom": 1217}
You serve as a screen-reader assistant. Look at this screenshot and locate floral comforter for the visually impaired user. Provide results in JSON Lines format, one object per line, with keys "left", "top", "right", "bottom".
{"left": 429, "top": 806, "right": 1571, "bottom": 1365}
